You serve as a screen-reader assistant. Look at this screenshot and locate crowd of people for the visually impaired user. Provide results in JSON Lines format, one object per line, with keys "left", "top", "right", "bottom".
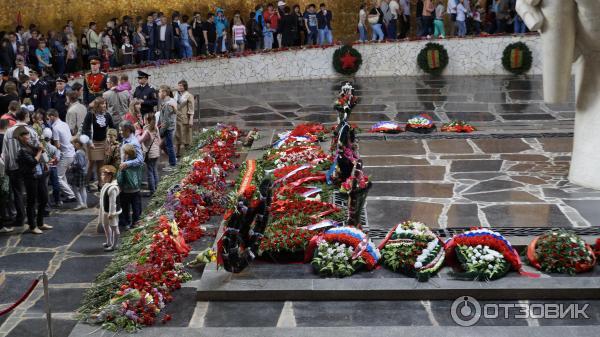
{"left": 0, "top": 55, "right": 195, "bottom": 250}
{"left": 0, "top": 1, "right": 527, "bottom": 77}
{"left": 360, "top": 0, "right": 526, "bottom": 42}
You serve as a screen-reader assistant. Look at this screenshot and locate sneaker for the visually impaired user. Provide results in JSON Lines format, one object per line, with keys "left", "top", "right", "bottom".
{"left": 39, "top": 224, "right": 54, "bottom": 230}
{"left": 0, "top": 227, "right": 14, "bottom": 233}
{"left": 104, "top": 246, "right": 115, "bottom": 252}
{"left": 102, "top": 242, "right": 110, "bottom": 248}
{"left": 30, "top": 228, "right": 43, "bottom": 234}
{"left": 73, "top": 205, "right": 87, "bottom": 211}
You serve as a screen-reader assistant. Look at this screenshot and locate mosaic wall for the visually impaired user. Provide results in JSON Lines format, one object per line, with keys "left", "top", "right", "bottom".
{"left": 1, "top": 1, "right": 490, "bottom": 40}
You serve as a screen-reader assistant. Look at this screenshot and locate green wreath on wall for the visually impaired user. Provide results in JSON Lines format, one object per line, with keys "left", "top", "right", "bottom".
{"left": 332, "top": 45, "right": 363, "bottom": 76}
{"left": 417, "top": 43, "right": 449, "bottom": 76}
{"left": 502, "top": 42, "right": 533, "bottom": 75}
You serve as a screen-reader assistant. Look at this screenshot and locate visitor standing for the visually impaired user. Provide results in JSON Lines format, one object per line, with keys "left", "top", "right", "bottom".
{"left": 416, "top": 0, "right": 424, "bottom": 37}
{"left": 158, "top": 85, "right": 177, "bottom": 170}
{"left": 369, "top": 3, "right": 385, "bottom": 42}
{"left": 174, "top": 80, "right": 194, "bottom": 157}
{"left": 280, "top": 6, "right": 298, "bottom": 47}
{"left": 99, "top": 165, "right": 121, "bottom": 251}
{"left": 103, "top": 75, "right": 130, "bottom": 126}
{"left": 215, "top": 9, "right": 229, "bottom": 54}
{"left": 142, "top": 15, "right": 156, "bottom": 61}
{"left": 48, "top": 109, "right": 76, "bottom": 204}
{"left": 66, "top": 91, "right": 87, "bottom": 135}
{"left": 399, "top": 0, "right": 410, "bottom": 39}
{"left": 15, "top": 126, "right": 51, "bottom": 234}
{"left": 138, "top": 113, "right": 160, "bottom": 195}
{"left": 380, "top": 0, "right": 391, "bottom": 39}
{"left": 422, "top": 0, "right": 435, "bottom": 38}
{"left": 358, "top": 4, "right": 368, "bottom": 43}
{"left": 388, "top": 0, "right": 400, "bottom": 40}
{"left": 304, "top": 4, "right": 319, "bottom": 46}
{"left": 155, "top": 15, "right": 174, "bottom": 60}
{"left": 118, "top": 121, "right": 143, "bottom": 230}
{"left": 434, "top": 1, "right": 446, "bottom": 39}
{"left": 179, "top": 15, "right": 195, "bottom": 58}
{"left": 121, "top": 36, "right": 134, "bottom": 65}
{"left": 456, "top": 0, "right": 468, "bottom": 37}
{"left": 203, "top": 14, "right": 217, "bottom": 55}
{"left": 132, "top": 71, "right": 157, "bottom": 116}
{"left": 87, "top": 22, "right": 101, "bottom": 57}
{"left": 231, "top": 15, "right": 247, "bottom": 52}
{"left": 133, "top": 24, "right": 149, "bottom": 63}
{"left": 294, "top": 5, "right": 307, "bottom": 46}
{"left": 68, "top": 135, "right": 88, "bottom": 210}
{"left": 82, "top": 97, "right": 115, "bottom": 190}
{"left": 191, "top": 13, "right": 205, "bottom": 55}
{"left": 104, "top": 128, "right": 121, "bottom": 171}
{"left": 264, "top": 4, "right": 280, "bottom": 49}
{"left": 316, "top": 3, "right": 333, "bottom": 45}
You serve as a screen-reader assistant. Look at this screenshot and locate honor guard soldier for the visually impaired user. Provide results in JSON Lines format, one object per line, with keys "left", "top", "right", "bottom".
{"left": 133, "top": 71, "right": 158, "bottom": 116}
{"left": 83, "top": 56, "right": 108, "bottom": 105}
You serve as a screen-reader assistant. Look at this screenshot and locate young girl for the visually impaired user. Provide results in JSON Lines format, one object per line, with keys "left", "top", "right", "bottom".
{"left": 104, "top": 128, "right": 121, "bottom": 171}
{"left": 101, "top": 45, "right": 112, "bottom": 72}
{"left": 99, "top": 165, "right": 121, "bottom": 251}
{"left": 117, "top": 74, "right": 132, "bottom": 93}
{"left": 137, "top": 113, "right": 160, "bottom": 195}
{"left": 69, "top": 136, "right": 88, "bottom": 211}
{"left": 232, "top": 16, "right": 246, "bottom": 53}
{"left": 121, "top": 36, "right": 134, "bottom": 65}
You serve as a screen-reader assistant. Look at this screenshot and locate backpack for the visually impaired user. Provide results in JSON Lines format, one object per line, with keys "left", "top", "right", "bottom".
{"left": 117, "top": 165, "right": 143, "bottom": 191}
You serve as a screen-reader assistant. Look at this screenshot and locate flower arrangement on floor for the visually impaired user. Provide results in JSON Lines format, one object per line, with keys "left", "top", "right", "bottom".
{"left": 441, "top": 120, "right": 476, "bottom": 133}
{"left": 527, "top": 229, "right": 597, "bottom": 275}
{"left": 378, "top": 221, "right": 445, "bottom": 281}
{"left": 77, "top": 125, "right": 240, "bottom": 332}
{"left": 305, "top": 226, "right": 381, "bottom": 277}
{"left": 406, "top": 113, "right": 436, "bottom": 133}
{"left": 369, "top": 121, "right": 404, "bottom": 134}
{"left": 445, "top": 228, "right": 538, "bottom": 281}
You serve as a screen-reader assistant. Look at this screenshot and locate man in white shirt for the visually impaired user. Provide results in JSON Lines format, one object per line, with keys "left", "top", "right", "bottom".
{"left": 48, "top": 110, "right": 76, "bottom": 203}
{"left": 389, "top": 0, "right": 400, "bottom": 40}
{"left": 399, "top": 0, "right": 411, "bottom": 39}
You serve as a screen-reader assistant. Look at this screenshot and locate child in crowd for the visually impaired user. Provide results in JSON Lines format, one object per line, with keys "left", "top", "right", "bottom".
{"left": 118, "top": 144, "right": 142, "bottom": 230}
{"left": 473, "top": 5, "right": 483, "bottom": 35}
{"left": 117, "top": 74, "right": 132, "bottom": 93}
{"left": 17, "top": 45, "right": 29, "bottom": 65}
{"left": 99, "top": 165, "right": 121, "bottom": 251}
{"left": 138, "top": 113, "right": 160, "bottom": 195}
{"left": 263, "top": 22, "right": 274, "bottom": 50}
{"left": 232, "top": 16, "right": 246, "bottom": 53}
{"left": 104, "top": 128, "right": 121, "bottom": 171}
{"left": 101, "top": 45, "right": 112, "bottom": 72}
{"left": 69, "top": 136, "right": 88, "bottom": 211}
{"left": 42, "top": 128, "right": 62, "bottom": 207}
{"left": 32, "top": 111, "right": 46, "bottom": 138}
{"left": 121, "top": 36, "right": 134, "bottom": 65}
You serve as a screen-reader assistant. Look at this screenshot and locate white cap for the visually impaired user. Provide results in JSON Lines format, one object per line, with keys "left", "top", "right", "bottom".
{"left": 42, "top": 128, "right": 53, "bottom": 140}
{"left": 278, "top": 1, "right": 286, "bottom": 6}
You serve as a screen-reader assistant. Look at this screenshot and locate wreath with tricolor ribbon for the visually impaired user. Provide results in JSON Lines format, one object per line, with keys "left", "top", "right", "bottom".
{"left": 417, "top": 43, "right": 449, "bottom": 76}
{"left": 332, "top": 45, "right": 363, "bottom": 76}
{"left": 502, "top": 42, "right": 533, "bottom": 75}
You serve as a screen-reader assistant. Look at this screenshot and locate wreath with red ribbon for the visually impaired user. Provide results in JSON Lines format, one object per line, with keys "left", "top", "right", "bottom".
{"left": 332, "top": 45, "right": 362, "bottom": 75}
{"left": 417, "top": 43, "right": 449, "bottom": 76}
{"left": 502, "top": 42, "right": 533, "bottom": 75}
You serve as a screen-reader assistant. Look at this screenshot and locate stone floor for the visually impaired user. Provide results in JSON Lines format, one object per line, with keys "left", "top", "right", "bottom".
{"left": 3, "top": 75, "right": 600, "bottom": 337}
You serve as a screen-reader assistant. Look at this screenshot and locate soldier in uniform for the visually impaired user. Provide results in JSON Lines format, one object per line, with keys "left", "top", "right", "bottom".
{"left": 49, "top": 75, "right": 69, "bottom": 121}
{"left": 28, "top": 69, "right": 49, "bottom": 110}
{"left": 83, "top": 56, "right": 108, "bottom": 105}
{"left": 133, "top": 71, "right": 158, "bottom": 116}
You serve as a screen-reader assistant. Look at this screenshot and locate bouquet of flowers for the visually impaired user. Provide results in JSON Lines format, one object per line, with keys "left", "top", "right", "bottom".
{"left": 339, "top": 173, "right": 370, "bottom": 194}
{"left": 369, "top": 121, "right": 404, "bottom": 134}
{"left": 378, "top": 221, "right": 445, "bottom": 281}
{"left": 527, "top": 229, "right": 596, "bottom": 275}
{"left": 405, "top": 113, "right": 436, "bottom": 134}
{"left": 311, "top": 241, "right": 365, "bottom": 278}
{"left": 441, "top": 120, "right": 476, "bottom": 133}
{"left": 445, "top": 228, "right": 538, "bottom": 281}
{"left": 305, "top": 226, "right": 380, "bottom": 276}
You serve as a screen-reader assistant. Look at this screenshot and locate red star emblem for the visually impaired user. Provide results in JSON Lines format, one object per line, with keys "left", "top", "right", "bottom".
{"left": 339, "top": 51, "right": 358, "bottom": 70}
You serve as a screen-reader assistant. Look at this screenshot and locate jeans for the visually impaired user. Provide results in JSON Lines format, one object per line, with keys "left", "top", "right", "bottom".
{"left": 181, "top": 40, "right": 193, "bottom": 58}
{"left": 457, "top": 20, "right": 467, "bottom": 37}
{"left": 474, "top": 21, "right": 482, "bottom": 35}
{"left": 422, "top": 16, "right": 433, "bottom": 36}
{"left": 318, "top": 28, "right": 332, "bottom": 45}
{"left": 217, "top": 36, "right": 226, "bottom": 54}
{"left": 119, "top": 191, "right": 141, "bottom": 227}
{"left": 164, "top": 129, "right": 177, "bottom": 166}
{"left": 307, "top": 30, "right": 318, "bottom": 45}
{"left": 137, "top": 50, "right": 148, "bottom": 63}
{"left": 7, "top": 170, "right": 25, "bottom": 226}
{"left": 514, "top": 18, "right": 527, "bottom": 34}
{"left": 399, "top": 15, "right": 410, "bottom": 39}
{"left": 207, "top": 41, "right": 216, "bottom": 54}
{"left": 57, "top": 156, "right": 75, "bottom": 199}
{"left": 387, "top": 18, "right": 398, "bottom": 40}
{"left": 73, "top": 185, "right": 87, "bottom": 208}
{"left": 24, "top": 175, "right": 47, "bottom": 230}
{"left": 371, "top": 24, "right": 384, "bottom": 41}
{"left": 358, "top": 25, "right": 367, "bottom": 42}
{"left": 54, "top": 56, "right": 66, "bottom": 75}
{"left": 49, "top": 166, "right": 60, "bottom": 203}
{"left": 158, "top": 41, "right": 171, "bottom": 60}
{"left": 434, "top": 19, "right": 445, "bottom": 38}
{"left": 416, "top": 16, "right": 423, "bottom": 37}
{"left": 145, "top": 158, "right": 159, "bottom": 193}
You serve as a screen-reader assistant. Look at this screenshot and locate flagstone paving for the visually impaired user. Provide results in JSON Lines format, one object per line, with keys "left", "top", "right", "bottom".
{"left": 4, "top": 75, "right": 600, "bottom": 336}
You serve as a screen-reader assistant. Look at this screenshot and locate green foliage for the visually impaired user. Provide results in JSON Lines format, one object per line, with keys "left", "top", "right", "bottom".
{"left": 332, "top": 45, "right": 363, "bottom": 76}
{"left": 417, "top": 43, "right": 449, "bottom": 76}
{"left": 311, "top": 241, "right": 365, "bottom": 278}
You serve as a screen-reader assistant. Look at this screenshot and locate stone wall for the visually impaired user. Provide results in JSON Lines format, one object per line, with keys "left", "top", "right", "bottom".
{"left": 82, "top": 35, "right": 542, "bottom": 88}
